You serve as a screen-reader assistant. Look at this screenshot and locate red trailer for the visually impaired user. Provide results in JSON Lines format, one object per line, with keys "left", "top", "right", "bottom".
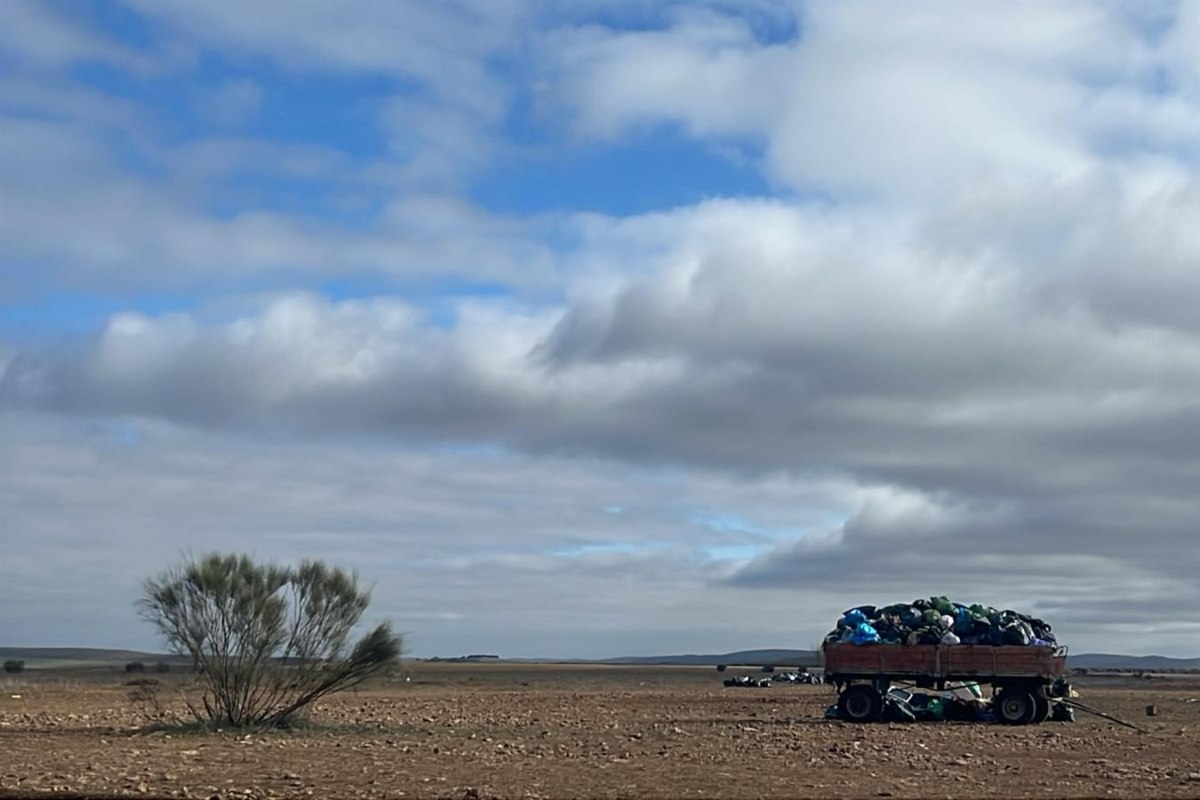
{"left": 822, "top": 642, "right": 1069, "bottom": 724}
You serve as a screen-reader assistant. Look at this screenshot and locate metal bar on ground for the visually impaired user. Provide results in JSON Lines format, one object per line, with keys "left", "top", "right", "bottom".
{"left": 1060, "top": 699, "right": 1144, "bottom": 732}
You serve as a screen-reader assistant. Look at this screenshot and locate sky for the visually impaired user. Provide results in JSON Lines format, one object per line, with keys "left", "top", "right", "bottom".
{"left": 3, "top": 0, "right": 1200, "bottom": 660}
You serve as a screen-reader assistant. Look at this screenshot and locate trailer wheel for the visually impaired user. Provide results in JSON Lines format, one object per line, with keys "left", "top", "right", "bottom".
{"left": 995, "top": 688, "right": 1037, "bottom": 725}
{"left": 838, "top": 685, "right": 884, "bottom": 723}
{"left": 1032, "top": 694, "right": 1051, "bottom": 724}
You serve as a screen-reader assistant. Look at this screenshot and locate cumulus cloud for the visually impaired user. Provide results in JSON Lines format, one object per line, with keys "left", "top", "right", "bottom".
{"left": 544, "top": 0, "right": 1177, "bottom": 199}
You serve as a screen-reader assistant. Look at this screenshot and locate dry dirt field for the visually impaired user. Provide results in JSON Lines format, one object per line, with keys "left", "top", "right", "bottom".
{"left": 3, "top": 663, "right": 1200, "bottom": 799}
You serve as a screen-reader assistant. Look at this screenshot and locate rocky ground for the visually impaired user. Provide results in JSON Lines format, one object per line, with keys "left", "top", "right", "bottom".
{"left": 3, "top": 663, "right": 1200, "bottom": 799}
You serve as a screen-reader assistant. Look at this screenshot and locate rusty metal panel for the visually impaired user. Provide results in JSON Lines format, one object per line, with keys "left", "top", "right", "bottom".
{"left": 823, "top": 643, "right": 1065, "bottom": 680}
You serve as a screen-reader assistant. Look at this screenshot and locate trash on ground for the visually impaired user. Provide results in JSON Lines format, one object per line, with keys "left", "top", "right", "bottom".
{"left": 822, "top": 682, "right": 1079, "bottom": 725}
{"left": 723, "top": 675, "right": 771, "bottom": 688}
{"left": 771, "top": 671, "right": 823, "bottom": 684}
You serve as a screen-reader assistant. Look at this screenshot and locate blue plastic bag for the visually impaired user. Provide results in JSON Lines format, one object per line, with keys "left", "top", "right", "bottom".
{"left": 843, "top": 608, "right": 869, "bottom": 628}
{"left": 850, "top": 622, "right": 880, "bottom": 644}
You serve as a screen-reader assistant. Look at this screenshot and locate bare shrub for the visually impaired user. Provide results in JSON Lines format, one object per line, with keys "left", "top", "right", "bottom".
{"left": 138, "top": 553, "right": 402, "bottom": 729}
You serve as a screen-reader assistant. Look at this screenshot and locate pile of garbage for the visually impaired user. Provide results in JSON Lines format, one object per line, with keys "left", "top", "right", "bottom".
{"left": 826, "top": 596, "right": 1057, "bottom": 646}
{"left": 824, "top": 684, "right": 1077, "bottom": 723}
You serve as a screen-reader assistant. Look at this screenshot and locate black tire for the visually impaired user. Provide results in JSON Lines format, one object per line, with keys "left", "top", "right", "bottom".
{"left": 838, "top": 685, "right": 884, "bottom": 723}
{"left": 995, "top": 688, "right": 1037, "bottom": 725}
{"left": 1032, "top": 694, "right": 1051, "bottom": 724}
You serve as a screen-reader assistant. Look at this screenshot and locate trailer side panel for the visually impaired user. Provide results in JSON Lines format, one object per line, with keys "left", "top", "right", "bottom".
{"left": 823, "top": 643, "right": 1065, "bottom": 683}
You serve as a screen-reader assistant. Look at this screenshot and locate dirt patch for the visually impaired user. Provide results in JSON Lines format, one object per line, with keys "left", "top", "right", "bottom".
{"left": 4, "top": 664, "right": 1200, "bottom": 799}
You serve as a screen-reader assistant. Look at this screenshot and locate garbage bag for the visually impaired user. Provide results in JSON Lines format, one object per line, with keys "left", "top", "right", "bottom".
{"left": 947, "top": 682, "right": 983, "bottom": 700}
{"left": 907, "top": 628, "right": 939, "bottom": 646}
{"left": 883, "top": 698, "right": 917, "bottom": 723}
{"left": 1029, "top": 618, "right": 1054, "bottom": 640}
{"left": 843, "top": 608, "right": 869, "bottom": 628}
{"left": 849, "top": 622, "right": 880, "bottom": 644}
{"left": 941, "top": 631, "right": 960, "bottom": 645}
{"left": 926, "top": 697, "right": 945, "bottom": 721}
{"left": 900, "top": 606, "right": 923, "bottom": 627}
{"left": 1002, "top": 624, "right": 1031, "bottom": 646}
{"left": 941, "top": 697, "right": 976, "bottom": 721}
{"left": 1051, "top": 703, "right": 1075, "bottom": 722}
{"left": 931, "top": 596, "right": 955, "bottom": 616}
{"left": 918, "top": 627, "right": 942, "bottom": 645}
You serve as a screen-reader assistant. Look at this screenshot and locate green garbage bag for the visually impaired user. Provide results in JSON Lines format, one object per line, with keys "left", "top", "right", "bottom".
{"left": 926, "top": 697, "right": 945, "bottom": 721}
{"left": 931, "top": 596, "right": 954, "bottom": 616}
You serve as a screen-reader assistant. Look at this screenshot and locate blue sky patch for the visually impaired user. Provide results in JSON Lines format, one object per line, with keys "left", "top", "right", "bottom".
{"left": 472, "top": 127, "right": 769, "bottom": 216}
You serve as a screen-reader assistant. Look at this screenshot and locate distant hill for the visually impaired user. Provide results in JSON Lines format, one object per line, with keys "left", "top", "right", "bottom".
{"left": 601, "top": 649, "right": 820, "bottom": 667}
{"left": 6, "top": 646, "right": 1199, "bottom": 673}
{"left": 1068, "top": 653, "right": 1200, "bottom": 671}
{"left": 601, "top": 649, "right": 1200, "bottom": 671}
{"left": 0, "top": 647, "right": 181, "bottom": 669}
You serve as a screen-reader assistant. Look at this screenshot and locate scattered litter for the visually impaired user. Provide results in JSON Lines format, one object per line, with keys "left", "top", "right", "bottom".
{"left": 772, "top": 672, "right": 823, "bottom": 684}
{"left": 723, "top": 676, "right": 771, "bottom": 688}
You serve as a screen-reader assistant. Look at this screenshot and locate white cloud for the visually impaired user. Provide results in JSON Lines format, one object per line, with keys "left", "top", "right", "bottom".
{"left": 0, "top": 0, "right": 145, "bottom": 71}
{"left": 0, "top": 1, "right": 560, "bottom": 295}
{"left": 125, "top": 0, "right": 526, "bottom": 188}
{"left": 124, "top": 0, "right": 525, "bottom": 88}
{"left": 0, "top": 111, "right": 562, "bottom": 293}
{"left": 545, "top": 0, "right": 1170, "bottom": 199}
{"left": 546, "top": 10, "right": 779, "bottom": 140}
